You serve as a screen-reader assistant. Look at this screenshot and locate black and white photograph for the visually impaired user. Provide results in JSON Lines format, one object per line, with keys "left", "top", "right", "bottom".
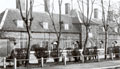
{"left": 0, "top": 0, "right": 120, "bottom": 69}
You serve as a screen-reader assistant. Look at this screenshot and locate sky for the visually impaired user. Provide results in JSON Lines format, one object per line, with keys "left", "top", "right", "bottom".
{"left": 0, "top": 0, "right": 73, "bottom": 14}
{"left": 0, "top": 0, "right": 119, "bottom": 14}
{"left": 0, "top": 0, "right": 16, "bottom": 13}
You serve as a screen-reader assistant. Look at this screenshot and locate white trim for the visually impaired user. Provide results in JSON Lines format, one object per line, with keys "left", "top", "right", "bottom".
{"left": 17, "top": 20, "right": 24, "bottom": 28}
{"left": 43, "top": 22, "right": 48, "bottom": 29}
{"left": 64, "top": 23, "right": 69, "bottom": 30}
{"left": 0, "top": 9, "right": 9, "bottom": 29}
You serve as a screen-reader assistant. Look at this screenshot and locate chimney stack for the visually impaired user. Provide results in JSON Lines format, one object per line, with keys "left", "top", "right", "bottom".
{"left": 44, "top": 0, "right": 50, "bottom": 12}
{"left": 94, "top": 8, "right": 98, "bottom": 18}
{"left": 65, "top": 3, "right": 70, "bottom": 14}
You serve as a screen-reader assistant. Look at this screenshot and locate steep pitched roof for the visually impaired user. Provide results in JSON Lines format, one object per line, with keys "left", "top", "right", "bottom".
{"left": 70, "top": 9, "right": 99, "bottom": 25}
{"left": 0, "top": 9, "right": 80, "bottom": 33}
{"left": 98, "top": 21, "right": 119, "bottom": 35}
{"left": 0, "top": 11, "right": 5, "bottom": 23}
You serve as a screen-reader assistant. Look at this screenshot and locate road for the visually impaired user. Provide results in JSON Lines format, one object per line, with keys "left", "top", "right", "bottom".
{"left": 3, "top": 59, "right": 120, "bottom": 69}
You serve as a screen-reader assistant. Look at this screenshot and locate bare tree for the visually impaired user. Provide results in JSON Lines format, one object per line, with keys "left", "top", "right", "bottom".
{"left": 45, "top": 0, "right": 63, "bottom": 61}
{"left": 113, "top": 10, "right": 120, "bottom": 34}
{"left": 43, "top": 0, "right": 62, "bottom": 60}
{"left": 77, "top": 0, "right": 96, "bottom": 54}
{"left": 57, "top": 0, "right": 62, "bottom": 57}
{"left": 101, "top": 0, "right": 111, "bottom": 59}
{"left": 18, "top": 0, "right": 34, "bottom": 65}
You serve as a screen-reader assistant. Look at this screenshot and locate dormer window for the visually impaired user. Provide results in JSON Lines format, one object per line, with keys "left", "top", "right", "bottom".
{"left": 114, "top": 26, "right": 118, "bottom": 33}
{"left": 88, "top": 32, "right": 93, "bottom": 38}
{"left": 17, "top": 20, "right": 24, "bottom": 28}
{"left": 43, "top": 22, "right": 48, "bottom": 29}
{"left": 64, "top": 23, "right": 69, "bottom": 30}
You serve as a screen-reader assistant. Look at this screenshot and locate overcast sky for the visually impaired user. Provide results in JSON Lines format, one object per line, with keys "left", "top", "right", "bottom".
{"left": 0, "top": 0, "right": 119, "bottom": 14}
{"left": 0, "top": 0, "right": 72, "bottom": 13}
{"left": 0, "top": 0, "right": 16, "bottom": 13}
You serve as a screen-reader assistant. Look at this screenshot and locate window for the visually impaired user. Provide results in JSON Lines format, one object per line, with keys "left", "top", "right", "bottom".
{"left": 64, "top": 24, "right": 69, "bottom": 30}
{"left": 88, "top": 32, "right": 93, "bottom": 38}
{"left": 107, "top": 11, "right": 113, "bottom": 21}
{"left": 42, "top": 41, "right": 48, "bottom": 48}
{"left": 114, "top": 26, "right": 118, "bottom": 33}
{"left": 17, "top": 20, "right": 24, "bottom": 28}
{"left": 65, "top": 41, "right": 71, "bottom": 48}
{"left": 102, "top": 27, "right": 105, "bottom": 32}
{"left": 43, "top": 22, "right": 48, "bottom": 29}
{"left": 94, "top": 8, "right": 98, "bottom": 18}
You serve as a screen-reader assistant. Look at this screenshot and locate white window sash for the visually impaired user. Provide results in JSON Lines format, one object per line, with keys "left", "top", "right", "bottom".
{"left": 17, "top": 20, "right": 24, "bottom": 28}
{"left": 64, "top": 24, "right": 69, "bottom": 30}
{"left": 43, "top": 22, "right": 48, "bottom": 29}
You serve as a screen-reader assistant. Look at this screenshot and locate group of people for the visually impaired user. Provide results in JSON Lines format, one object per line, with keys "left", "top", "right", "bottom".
{"left": 51, "top": 41, "right": 82, "bottom": 50}
{"left": 72, "top": 41, "right": 81, "bottom": 49}
{"left": 99, "top": 40, "right": 118, "bottom": 48}
{"left": 47, "top": 40, "right": 118, "bottom": 51}
{"left": 112, "top": 41, "right": 118, "bottom": 47}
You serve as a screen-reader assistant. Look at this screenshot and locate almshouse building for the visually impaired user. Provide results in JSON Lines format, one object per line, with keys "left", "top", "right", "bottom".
{"left": 0, "top": 8, "right": 100, "bottom": 55}
{"left": 0, "top": 9, "right": 120, "bottom": 57}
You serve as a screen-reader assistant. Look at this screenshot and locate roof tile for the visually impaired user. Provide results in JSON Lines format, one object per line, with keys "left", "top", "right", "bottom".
{"left": 1, "top": 9, "right": 80, "bottom": 33}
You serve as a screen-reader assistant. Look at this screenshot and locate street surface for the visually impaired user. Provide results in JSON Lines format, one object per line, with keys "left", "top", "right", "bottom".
{"left": 2, "top": 59, "right": 120, "bottom": 69}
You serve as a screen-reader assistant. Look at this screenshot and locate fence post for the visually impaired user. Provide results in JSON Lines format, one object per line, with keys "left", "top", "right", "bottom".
{"left": 111, "top": 53, "right": 113, "bottom": 60}
{"left": 81, "top": 55, "right": 84, "bottom": 63}
{"left": 79, "top": 49, "right": 84, "bottom": 63}
{"left": 97, "top": 54, "right": 100, "bottom": 62}
{"left": 64, "top": 56, "right": 66, "bottom": 65}
{"left": 41, "top": 57, "right": 44, "bottom": 67}
{"left": 14, "top": 58, "right": 17, "bottom": 69}
{"left": 48, "top": 50, "right": 51, "bottom": 57}
{"left": 3, "top": 57, "right": 6, "bottom": 68}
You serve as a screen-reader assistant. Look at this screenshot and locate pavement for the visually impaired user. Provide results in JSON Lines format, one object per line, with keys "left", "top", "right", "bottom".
{"left": 2, "top": 59, "right": 120, "bottom": 69}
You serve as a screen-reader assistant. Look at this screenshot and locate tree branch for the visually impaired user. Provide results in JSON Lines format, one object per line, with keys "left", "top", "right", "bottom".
{"left": 18, "top": 0, "right": 25, "bottom": 21}
{"left": 89, "top": 0, "right": 96, "bottom": 24}
{"left": 46, "top": 0, "right": 59, "bottom": 37}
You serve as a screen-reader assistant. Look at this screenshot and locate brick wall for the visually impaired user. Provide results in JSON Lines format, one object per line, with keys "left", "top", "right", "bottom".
{"left": 4, "top": 32, "right": 80, "bottom": 49}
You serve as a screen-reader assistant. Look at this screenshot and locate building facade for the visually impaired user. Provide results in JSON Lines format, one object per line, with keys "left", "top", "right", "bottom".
{"left": 0, "top": 8, "right": 100, "bottom": 52}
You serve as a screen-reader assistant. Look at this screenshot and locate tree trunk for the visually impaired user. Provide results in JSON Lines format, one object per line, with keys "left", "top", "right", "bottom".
{"left": 57, "top": 39, "right": 60, "bottom": 57}
{"left": 56, "top": 35, "right": 61, "bottom": 62}
{"left": 56, "top": 0, "right": 62, "bottom": 62}
{"left": 104, "top": 30, "right": 108, "bottom": 59}
{"left": 18, "top": 0, "right": 33, "bottom": 66}
{"left": 79, "top": 23, "right": 82, "bottom": 49}
{"left": 25, "top": 27, "right": 32, "bottom": 66}
{"left": 83, "top": 26, "right": 89, "bottom": 54}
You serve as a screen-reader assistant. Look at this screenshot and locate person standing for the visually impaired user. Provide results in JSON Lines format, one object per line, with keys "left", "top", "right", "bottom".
{"left": 100, "top": 40, "right": 104, "bottom": 48}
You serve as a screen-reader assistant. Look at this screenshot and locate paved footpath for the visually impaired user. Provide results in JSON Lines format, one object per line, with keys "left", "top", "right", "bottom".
{"left": 3, "top": 60, "right": 120, "bottom": 69}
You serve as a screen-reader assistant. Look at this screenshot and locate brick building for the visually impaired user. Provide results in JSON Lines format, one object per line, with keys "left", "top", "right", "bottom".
{"left": 0, "top": 8, "right": 100, "bottom": 53}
